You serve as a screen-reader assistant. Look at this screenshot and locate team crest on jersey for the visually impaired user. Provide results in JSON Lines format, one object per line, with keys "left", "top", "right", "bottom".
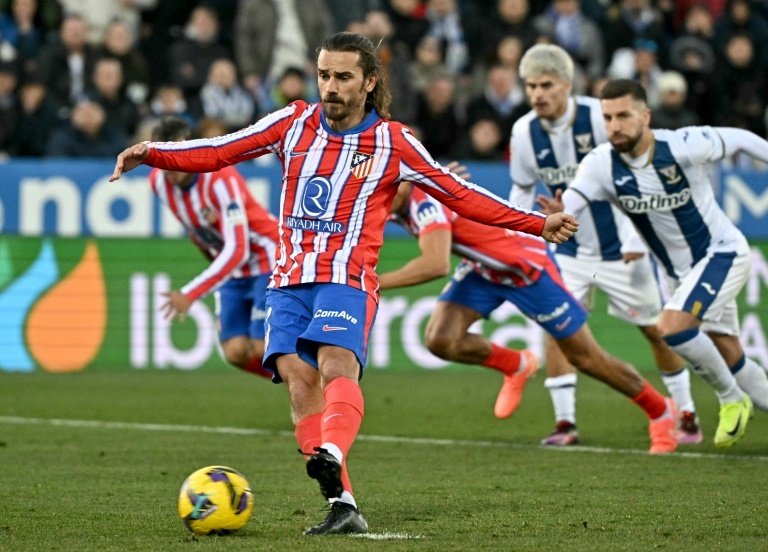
{"left": 658, "top": 164, "right": 682, "bottom": 185}
{"left": 350, "top": 151, "right": 374, "bottom": 179}
{"left": 574, "top": 133, "right": 593, "bottom": 154}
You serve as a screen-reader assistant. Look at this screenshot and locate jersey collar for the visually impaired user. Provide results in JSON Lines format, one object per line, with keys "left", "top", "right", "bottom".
{"left": 320, "top": 108, "right": 381, "bottom": 136}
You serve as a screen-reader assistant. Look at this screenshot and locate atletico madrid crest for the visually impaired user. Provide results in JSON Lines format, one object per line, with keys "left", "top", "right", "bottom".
{"left": 350, "top": 151, "right": 374, "bottom": 179}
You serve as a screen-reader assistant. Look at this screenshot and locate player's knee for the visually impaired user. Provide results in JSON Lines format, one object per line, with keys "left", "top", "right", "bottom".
{"left": 222, "top": 341, "right": 249, "bottom": 367}
{"left": 425, "top": 333, "right": 454, "bottom": 359}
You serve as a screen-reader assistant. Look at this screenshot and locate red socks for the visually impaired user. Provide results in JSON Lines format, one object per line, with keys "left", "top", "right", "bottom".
{"left": 482, "top": 343, "right": 523, "bottom": 376}
{"left": 294, "top": 377, "right": 364, "bottom": 495}
{"left": 321, "top": 377, "right": 365, "bottom": 456}
{"left": 632, "top": 380, "right": 668, "bottom": 420}
{"left": 294, "top": 413, "right": 322, "bottom": 456}
{"left": 242, "top": 356, "right": 273, "bottom": 379}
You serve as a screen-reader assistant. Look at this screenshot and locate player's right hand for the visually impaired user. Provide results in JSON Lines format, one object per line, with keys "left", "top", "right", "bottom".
{"left": 110, "top": 143, "right": 150, "bottom": 181}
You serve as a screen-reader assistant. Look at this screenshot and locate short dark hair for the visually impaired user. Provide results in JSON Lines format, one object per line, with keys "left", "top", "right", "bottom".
{"left": 600, "top": 79, "right": 648, "bottom": 105}
{"left": 319, "top": 32, "right": 392, "bottom": 119}
{"left": 152, "top": 117, "right": 192, "bottom": 142}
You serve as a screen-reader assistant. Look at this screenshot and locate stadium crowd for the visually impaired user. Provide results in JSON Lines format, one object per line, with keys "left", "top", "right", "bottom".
{"left": 0, "top": 0, "right": 767, "bottom": 160}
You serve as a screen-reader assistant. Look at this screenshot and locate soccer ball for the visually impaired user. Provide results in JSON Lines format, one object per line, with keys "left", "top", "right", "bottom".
{"left": 177, "top": 465, "right": 254, "bottom": 535}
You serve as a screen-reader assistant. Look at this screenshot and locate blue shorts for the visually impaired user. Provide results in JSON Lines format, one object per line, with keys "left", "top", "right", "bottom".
{"left": 438, "top": 268, "right": 587, "bottom": 339}
{"left": 214, "top": 274, "right": 270, "bottom": 341}
{"left": 263, "top": 283, "right": 378, "bottom": 382}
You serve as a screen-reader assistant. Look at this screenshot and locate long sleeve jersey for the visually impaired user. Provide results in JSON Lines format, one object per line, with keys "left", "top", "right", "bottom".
{"left": 394, "top": 187, "right": 557, "bottom": 287}
{"left": 144, "top": 101, "right": 546, "bottom": 299}
{"left": 149, "top": 165, "right": 278, "bottom": 302}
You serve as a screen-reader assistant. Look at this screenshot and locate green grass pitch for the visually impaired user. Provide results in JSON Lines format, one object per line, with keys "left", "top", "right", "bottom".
{"left": 1, "top": 368, "right": 767, "bottom": 551}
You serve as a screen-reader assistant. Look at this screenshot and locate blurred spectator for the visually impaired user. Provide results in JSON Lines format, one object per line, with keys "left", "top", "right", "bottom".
{"left": 200, "top": 58, "right": 255, "bottom": 130}
{"left": 425, "top": 0, "right": 469, "bottom": 74}
{"left": 414, "top": 73, "right": 462, "bottom": 158}
{"left": 146, "top": 83, "right": 197, "bottom": 126}
{"left": 234, "top": 0, "right": 333, "bottom": 99}
{"left": 14, "top": 79, "right": 57, "bottom": 156}
{"left": 409, "top": 34, "right": 449, "bottom": 93}
{"left": 668, "top": 0, "right": 726, "bottom": 32}
{"left": 714, "top": 0, "right": 768, "bottom": 66}
{"left": 36, "top": 13, "right": 97, "bottom": 108}
{"left": 0, "top": 0, "right": 60, "bottom": 30}
{"left": 136, "top": 0, "right": 197, "bottom": 87}
{"left": 650, "top": 70, "right": 700, "bottom": 129}
{"left": 87, "top": 57, "right": 139, "bottom": 135}
{"left": 453, "top": 118, "right": 504, "bottom": 160}
{"left": 168, "top": 5, "right": 231, "bottom": 99}
{"left": 260, "top": 66, "right": 312, "bottom": 114}
{"left": 668, "top": 5, "right": 717, "bottom": 77}
{"left": 601, "top": 0, "right": 665, "bottom": 63}
{"left": 465, "top": 64, "right": 525, "bottom": 151}
{"left": 363, "top": 9, "right": 416, "bottom": 122}
{"left": 0, "top": 60, "right": 18, "bottom": 155}
{"left": 607, "top": 39, "right": 662, "bottom": 108}
{"left": 386, "top": 0, "right": 429, "bottom": 56}
{"left": 326, "top": 0, "right": 382, "bottom": 32}
{"left": 97, "top": 19, "right": 150, "bottom": 105}
{"left": 533, "top": 0, "right": 604, "bottom": 79}
{"left": 0, "top": 0, "right": 47, "bottom": 78}
{"left": 197, "top": 116, "right": 228, "bottom": 138}
{"left": 715, "top": 33, "right": 768, "bottom": 137}
{"left": 466, "top": 0, "right": 538, "bottom": 65}
{"left": 13, "top": 81, "right": 59, "bottom": 157}
{"left": 45, "top": 99, "right": 127, "bottom": 157}
{"left": 58, "top": 0, "right": 156, "bottom": 45}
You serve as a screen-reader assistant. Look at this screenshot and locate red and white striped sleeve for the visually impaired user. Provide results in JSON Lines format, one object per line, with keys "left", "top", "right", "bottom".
{"left": 143, "top": 103, "right": 302, "bottom": 173}
{"left": 396, "top": 126, "right": 546, "bottom": 237}
{"left": 180, "top": 175, "right": 250, "bottom": 302}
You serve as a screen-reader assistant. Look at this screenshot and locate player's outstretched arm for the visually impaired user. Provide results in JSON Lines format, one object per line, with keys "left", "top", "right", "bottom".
{"left": 541, "top": 212, "right": 579, "bottom": 244}
{"left": 110, "top": 143, "right": 149, "bottom": 181}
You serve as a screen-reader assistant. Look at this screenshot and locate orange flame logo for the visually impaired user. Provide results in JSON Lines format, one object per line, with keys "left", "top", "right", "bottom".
{"left": 26, "top": 241, "right": 107, "bottom": 372}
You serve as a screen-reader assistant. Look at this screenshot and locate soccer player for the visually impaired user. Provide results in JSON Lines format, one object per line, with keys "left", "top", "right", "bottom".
{"left": 539, "top": 78, "right": 768, "bottom": 448}
{"left": 109, "top": 32, "right": 579, "bottom": 535}
{"left": 509, "top": 44, "right": 701, "bottom": 446}
{"left": 380, "top": 179, "right": 678, "bottom": 455}
{"left": 147, "top": 117, "right": 277, "bottom": 379}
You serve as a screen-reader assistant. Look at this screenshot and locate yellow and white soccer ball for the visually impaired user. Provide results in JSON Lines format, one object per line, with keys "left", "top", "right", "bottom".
{"left": 177, "top": 466, "right": 254, "bottom": 535}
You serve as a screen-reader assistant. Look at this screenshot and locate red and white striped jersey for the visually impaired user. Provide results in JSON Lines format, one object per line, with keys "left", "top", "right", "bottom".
{"left": 149, "top": 165, "right": 278, "bottom": 302}
{"left": 144, "top": 101, "right": 546, "bottom": 300}
{"left": 394, "top": 187, "right": 557, "bottom": 287}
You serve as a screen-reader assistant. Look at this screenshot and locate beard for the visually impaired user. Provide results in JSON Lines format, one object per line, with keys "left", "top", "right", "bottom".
{"left": 321, "top": 83, "right": 368, "bottom": 121}
{"left": 610, "top": 130, "right": 643, "bottom": 153}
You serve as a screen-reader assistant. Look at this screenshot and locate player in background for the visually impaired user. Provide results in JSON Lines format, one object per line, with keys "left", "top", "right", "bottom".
{"left": 509, "top": 44, "right": 701, "bottom": 446}
{"left": 110, "top": 32, "right": 579, "bottom": 535}
{"left": 380, "top": 175, "right": 679, "bottom": 455}
{"left": 539, "top": 78, "right": 768, "bottom": 448}
{"left": 147, "top": 117, "right": 278, "bottom": 379}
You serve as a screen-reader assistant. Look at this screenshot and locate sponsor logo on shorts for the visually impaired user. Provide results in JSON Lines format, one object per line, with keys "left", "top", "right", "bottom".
{"left": 536, "top": 301, "right": 570, "bottom": 323}
{"left": 314, "top": 309, "right": 359, "bottom": 325}
{"left": 322, "top": 325, "right": 348, "bottom": 332}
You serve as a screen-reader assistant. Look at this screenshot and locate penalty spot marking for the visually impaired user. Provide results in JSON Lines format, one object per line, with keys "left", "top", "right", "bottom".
{"left": 1, "top": 415, "right": 768, "bottom": 463}
{"left": 350, "top": 532, "right": 423, "bottom": 540}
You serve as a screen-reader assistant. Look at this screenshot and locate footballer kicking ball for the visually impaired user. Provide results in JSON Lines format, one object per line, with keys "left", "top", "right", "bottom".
{"left": 177, "top": 466, "right": 254, "bottom": 535}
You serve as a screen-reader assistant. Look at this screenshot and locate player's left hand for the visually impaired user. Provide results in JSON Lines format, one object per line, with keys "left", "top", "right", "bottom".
{"left": 622, "top": 251, "right": 645, "bottom": 263}
{"left": 541, "top": 212, "right": 579, "bottom": 244}
{"left": 159, "top": 290, "right": 192, "bottom": 321}
{"left": 445, "top": 161, "right": 471, "bottom": 181}
{"left": 536, "top": 189, "right": 564, "bottom": 215}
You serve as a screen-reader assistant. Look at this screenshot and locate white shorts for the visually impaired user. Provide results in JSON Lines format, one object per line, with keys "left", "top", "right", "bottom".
{"left": 555, "top": 253, "right": 662, "bottom": 326}
{"left": 664, "top": 248, "right": 751, "bottom": 336}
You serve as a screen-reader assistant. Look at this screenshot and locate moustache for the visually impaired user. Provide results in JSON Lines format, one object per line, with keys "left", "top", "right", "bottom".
{"left": 323, "top": 96, "right": 345, "bottom": 104}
